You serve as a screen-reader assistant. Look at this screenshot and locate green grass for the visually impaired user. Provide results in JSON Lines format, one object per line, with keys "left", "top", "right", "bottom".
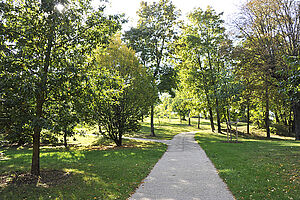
{"left": 2, "top": 118, "right": 298, "bottom": 200}
{"left": 0, "top": 139, "right": 166, "bottom": 200}
{"left": 195, "top": 130, "right": 300, "bottom": 200}
{"left": 126, "top": 117, "right": 201, "bottom": 140}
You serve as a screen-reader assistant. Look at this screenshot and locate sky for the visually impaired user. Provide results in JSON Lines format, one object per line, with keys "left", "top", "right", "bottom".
{"left": 93, "top": 0, "right": 246, "bottom": 30}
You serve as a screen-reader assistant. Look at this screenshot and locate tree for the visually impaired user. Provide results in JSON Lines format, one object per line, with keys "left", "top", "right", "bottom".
{"left": 85, "top": 35, "right": 155, "bottom": 146}
{"left": 124, "top": 0, "right": 180, "bottom": 136}
{"left": 0, "top": 0, "right": 121, "bottom": 175}
{"left": 236, "top": 0, "right": 299, "bottom": 139}
{"left": 172, "top": 89, "right": 191, "bottom": 122}
{"left": 175, "top": 6, "right": 228, "bottom": 133}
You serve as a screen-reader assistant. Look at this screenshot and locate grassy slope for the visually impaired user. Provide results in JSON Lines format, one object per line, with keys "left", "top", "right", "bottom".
{"left": 0, "top": 139, "right": 166, "bottom": 200}
{"left": 195, "top": 130, "right": 300, "bottom": 200}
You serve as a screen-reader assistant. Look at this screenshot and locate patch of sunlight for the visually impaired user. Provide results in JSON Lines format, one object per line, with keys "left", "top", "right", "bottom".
{"left": 64, "top": 168, "right": 85, "bottom": 174}
{"left": 107, "top": 194, "right": 118, "bottom": 199}
{"left": 56, "top": 151, "right": 85, "bottom": 160}
{"left": 277, "top": 142, "right": 300, "bottom": 147}
{"left": 219, "top": 168, "right": 234, "bottom": 174}
{"left": 0, "top": 153, "right": 10, "bottom": 161}
{"left": 83, "top": 175, "right": 107, "bottom": 185}
{"left": 14, "top": 153, "right": 32, "bottom": 158}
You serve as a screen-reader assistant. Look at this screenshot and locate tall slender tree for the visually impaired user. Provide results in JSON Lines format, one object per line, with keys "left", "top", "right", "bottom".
{"left": 124, "top": 0, "right": 180, "bottom": 136}
{"left": 175, "top": 7, "right": 227, "bottom": 133}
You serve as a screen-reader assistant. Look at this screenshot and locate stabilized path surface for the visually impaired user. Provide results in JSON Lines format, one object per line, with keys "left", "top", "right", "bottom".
{"left": 129, "top": 132, "right": 235, "bottom": 200}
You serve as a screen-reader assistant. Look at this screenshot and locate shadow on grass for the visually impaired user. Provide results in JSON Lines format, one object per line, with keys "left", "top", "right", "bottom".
{"left": 0, "top": 142, "right": 166, "bottom": 200}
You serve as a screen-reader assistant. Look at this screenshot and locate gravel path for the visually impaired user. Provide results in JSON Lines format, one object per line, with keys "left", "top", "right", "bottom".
{"left": 128, "top": 132, "right": 235, "bottom": 200}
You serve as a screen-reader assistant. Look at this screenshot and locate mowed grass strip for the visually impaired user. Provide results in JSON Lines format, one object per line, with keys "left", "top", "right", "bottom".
{"left": 0, "top": 140, "right": 167, "bottom": 200}
{"left": 195, "top": 131, "right": 300, "bottom": 200}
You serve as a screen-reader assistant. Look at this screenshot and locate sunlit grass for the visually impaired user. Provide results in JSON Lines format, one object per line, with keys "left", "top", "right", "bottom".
{"left": 126, "top": 117, "right": 204, "bottom": 140}
{"left": 0, "top": 139, "right": 166, "bottom": 200}
{"left": 1, "top": 117, "right": 298, "bottom": 200}
{"left": 195, "top": 130, "right": 300, "bottom": 200}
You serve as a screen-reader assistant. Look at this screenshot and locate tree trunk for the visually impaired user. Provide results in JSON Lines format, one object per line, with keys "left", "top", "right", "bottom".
{"left": 98, "top": 124, "right": 102, "bottom": 135}
{"left": 31, "top": 96, "right": 43, "bottom": 176}
{"left": 281, "top": 112, "right": 287, "bottom": 125}
{"left": 247, "top": 99, "right": 250, "bottom": 135}
{"left": 118, "top": 131, "right": 122, "bottom": 146}
{"left": 288, "top": 108, "right": 293, "bottom": 135}
{"left": 215, "top": 98, "right": 221, "bottom": 133}
{"left": 284, "top": 112, "right": 288, "bottom": 126}
{"left": 115, "top": 137, "right": 122, "bottom": 146}
{"left": 274, "top": 110, "right": 280, "bottom": 124}
{"left": 265, "top": 85, "right": 270, "bottom": 139}
{"left": 227, "top": 107, "right": 232, "bottom": 131}
{"left": 150, "top": 105, "right": 155, "bottom": 136}
{"left": 197, "top": 114, "right": 200, "bottom": 129}
{"left": 64, "top": 133, "right": 67, "bottom": 148}
{"left": 31, "top": 23, "right": 53, "bottom": 176}
{"left": 209, "top": 107, "right": 215, "bottom": 132}
{"left": 188, "top": 111, "right": 191, "bottom": 126}
{"left": 205, "top": 91, "right": 215, "bottom": 132}
{"left": 294, "top": 102, "right": 300, "bottom": 140}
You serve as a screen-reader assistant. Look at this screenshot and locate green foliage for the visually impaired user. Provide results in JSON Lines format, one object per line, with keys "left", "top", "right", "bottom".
{"left": 124, "top": 0, "right": 180, "bottom": 136}
{"left": 171, "top": 88, "right": 193, "bottom": 121}
{"left": 175, "top": 6, "right": 234, "bottom": 132}
{"left": 124, "top": 0, "right": 180, "bottom": 95}
{"left": 83, "top": 35, "right": 156, "bottom": 146}
{"left": 235, "top": 0, "right": 300, "bottom": 139}
{"left": 0, "top": 0, "right": 122, "bottom": 174}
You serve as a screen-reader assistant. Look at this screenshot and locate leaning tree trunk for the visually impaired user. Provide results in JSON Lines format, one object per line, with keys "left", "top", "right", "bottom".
{"left": 150, "top": 105, "right": 156, "bottom": 137}
{"left": 294, "top": 102, "right": 300, "bottom": 140}
{"left": 208, "top": 107, "right": 215, "bottom": 132}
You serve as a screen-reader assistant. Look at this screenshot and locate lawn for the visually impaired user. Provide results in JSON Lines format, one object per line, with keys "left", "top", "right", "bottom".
{"left": 0, "top": 138, "right": 166, "bottom": 200}
{"left": 1, "top": 118, "right": 299, "bottom": 200}
{"left": 126, "top": 117, "right": 202, "bottom": 140}
{"left": 195, "top": 130, "right": 300, "bottom": 200}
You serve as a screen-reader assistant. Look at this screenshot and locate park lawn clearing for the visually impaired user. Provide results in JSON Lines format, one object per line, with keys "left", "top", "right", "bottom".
{"left": 126, "top": 117, "right": 204, "bottom": 140}
{"left": 0, "top": 139, "right": 167, "bottom": 200}
{"left": 195, "top": 131, "right": 300, "bottom": 200}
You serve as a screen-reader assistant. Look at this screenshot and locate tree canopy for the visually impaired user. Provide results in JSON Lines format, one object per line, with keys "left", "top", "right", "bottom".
{"left": 1, "top": 0, "right": 299, "bottom": 177}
